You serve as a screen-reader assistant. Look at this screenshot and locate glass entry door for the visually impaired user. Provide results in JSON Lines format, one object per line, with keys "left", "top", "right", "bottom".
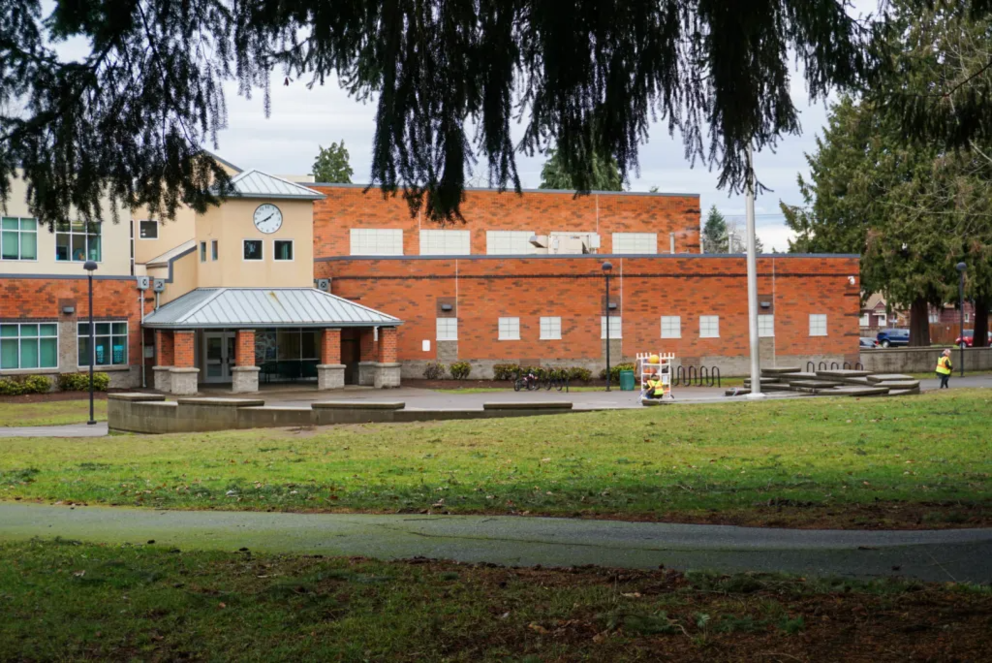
{"left": 203, "top": 331, "right": 236, "bottom": 383}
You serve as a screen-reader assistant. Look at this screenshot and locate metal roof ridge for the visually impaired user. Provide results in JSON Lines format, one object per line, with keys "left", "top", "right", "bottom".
{"left": 310, "top": 288, "right": 402, "bottom": 322}
{"left": 174, "top": 287, "right": 227, "bottom": 323}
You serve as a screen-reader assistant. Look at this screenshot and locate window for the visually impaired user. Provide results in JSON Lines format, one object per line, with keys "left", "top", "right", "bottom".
{"left": 699, "top": 315, "right": 720, "bottom": 338}
{"left": 498, "top": 317, "right": 520, "bottom": 340}
{"left": 486, "top": 231, "right": 534, "bottom": 255}
{"left": 78, "top": 322, "right": 128, "bottom": 367}
{"left": 660, "top": 315, "right": 681, "bottom": 339}
{"left": 601, "top": 316, "right": 622, "bottom": 339}
{"left": 350, "top": 229, "right": 403, "bottom": 256}
{"left": 420, "top": 230, "right": 471, "bottom": 255}
{"left": 274, "top": 240, "right": 294, "bottom": 261}
{"left": 243, "top": 240, "right": 263, "bottom": 261}
{"left": 211, "top": 240, "right": 218, "bottom": 261}
{"left": 612, "top": 232, "right": 658, "bottom": 254}
{"left": 928, "top": 311, "right": 940, "bottom": 324}
{"left": 55, "top": 221, "right": 101, "bottom": 262}
{"left": 809, "top": 314, "right": 828, "bottom": 337}
{"left": 758, "top": 314, "right": 775, "bottom": 338}
{"left": 436, "top": 318, "right": 458, "bottom": 341}
{"left": 0, "top": 323, "right": 58, "bottom": 370}
{"left": 1, "top": 217, "right": 38, "bottom": 261}
{"left": 540, "top": 316, "right": 562, "bottom": 340}
{"left": 965, "top": 312, "right": 971, "bottom": 323}
{"left": 200, "top": 241, "right": 207, "bottom": 262}
{"left": 860, "top": 313, "right": 871, "bottom": 327}
{"left": 138, "top": 220, "right": 159, "bottom": 239}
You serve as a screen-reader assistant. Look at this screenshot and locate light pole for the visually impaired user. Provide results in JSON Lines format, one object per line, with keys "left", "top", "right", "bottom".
{"left": 603, "top": 261, "right": 613, "bottom": 392}
{"left": 957, "top": 261, "right": 967, "bottom": 377}
{"left": 83, "top": 260, "right": 98, "bottom": 425}
{"left": 744, "top": 144, "right": 764, "bottom": 399}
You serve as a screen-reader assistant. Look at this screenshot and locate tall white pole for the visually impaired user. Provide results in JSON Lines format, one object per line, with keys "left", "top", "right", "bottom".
{"left": 745, "top": 144, "right": 766, "bottom": 399}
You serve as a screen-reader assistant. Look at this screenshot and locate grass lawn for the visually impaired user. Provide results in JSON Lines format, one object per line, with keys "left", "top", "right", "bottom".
{"left": 1, "top": 539, "right": 989, "bottom": 662}
{"left": 0, "top": 399, "right": 107, "bottom": 427}
{"left": 3, "top": 389, "right": 991, "bottom": 528}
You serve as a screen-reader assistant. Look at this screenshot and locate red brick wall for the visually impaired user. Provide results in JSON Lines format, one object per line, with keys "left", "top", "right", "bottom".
{"left": 0, "top": 277, "right": 142, "bottom": 370}
{"left": 155, "top": 330, "right": 175, "bottom": 367}
{"left": 378, "top": 326, "right": 398, "bottom": 363}
{"left": 317, "top": 255, "right": 861, "bottom": 366}
{"left": 311, "top": 186, "right": 701, "bottom": 258}
{"left": 359, "top": 328, "right": 378, "bottom": 362}
{"left": 235, "top": 330, "right": 256, "bottom": 367}
{"left": 174, "top": 330, "right": 195, "bottom": 368}
{"left": 320, "top": 328, "right": 341, "bottom": 364}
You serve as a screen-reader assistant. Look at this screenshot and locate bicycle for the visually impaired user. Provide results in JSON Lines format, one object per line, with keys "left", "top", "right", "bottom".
{"left": 513, "top": 370, "right": 541, "bottom": 392}
{"left": 543, "top": 372, "right": 569, "bottom": 392}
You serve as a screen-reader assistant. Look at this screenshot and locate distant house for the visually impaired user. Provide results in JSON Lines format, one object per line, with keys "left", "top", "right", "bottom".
{"left": 860, "top": 293, "right": 890, "bottom": 330}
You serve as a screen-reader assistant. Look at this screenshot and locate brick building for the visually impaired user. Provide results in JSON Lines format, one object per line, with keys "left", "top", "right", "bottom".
{"left": 1, "top": 156, "right": 860, "bottom": 393}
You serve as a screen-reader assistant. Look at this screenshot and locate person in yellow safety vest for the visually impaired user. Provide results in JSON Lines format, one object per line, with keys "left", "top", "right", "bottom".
{"left": 935, "top": 348, "right": 953, "bottom": 389}
{"left": 645, "top": 373, "right": 665, "bottom": 399}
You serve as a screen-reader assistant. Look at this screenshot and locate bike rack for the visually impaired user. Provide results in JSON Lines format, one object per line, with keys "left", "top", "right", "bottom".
{"left": 854, "top": 362, "right": 864, "bottom": 370}
{"left": 675, "top": 365, "right": 686, "bottom": 386}
{"left": 687, "top": 365, "right": 698, "bottom": 386}
{"left": 830, "top": 361, "right": 840, "bottom": 370}
{"left": 818, "top": 361, "right": 828, "bottom": 371}
{"left": 842, "top": 361, "right": 851, "bottom": 370}
{"left": 806, "top": 361, "right": 816, "bottom": 373}
{"left": 712, "top": 367, "right": 721, "bottom": 388}
{"left": 700, "top": 366, "right": 710, "bottom": 387}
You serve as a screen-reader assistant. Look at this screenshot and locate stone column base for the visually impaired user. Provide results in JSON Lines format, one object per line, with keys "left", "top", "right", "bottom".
{"left": 317, "top": 364, "right": 345, "bottom": 390}
{"left": 358, "top": 361, "right": 377, "bottom": 387}
{"left": 169, "top": 368, "right": 200, "bottom": 395}
{"left": 374, "top": 362, "right": 402, "bottom": 389}
{"left": 152, "top": 366, "right": 171, "bottom": 392}
{"left": 231, "top": 366, "right": 260, "bottom": 393}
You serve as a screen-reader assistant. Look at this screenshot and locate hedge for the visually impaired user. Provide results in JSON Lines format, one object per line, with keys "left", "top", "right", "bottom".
{"left": 57, "top": 372, "right": 111, "bottom": 392}
{"left": 0, "top": 375, "right": 52, "bottom": 396}
{"left": 599, "top": 362, "right": 637, "bottom": 384}
{"left": 449, "top": 361, "right": 471, "bottom": 380}
{"left": 491, "top": 364, "right": 593, "bottom": 383}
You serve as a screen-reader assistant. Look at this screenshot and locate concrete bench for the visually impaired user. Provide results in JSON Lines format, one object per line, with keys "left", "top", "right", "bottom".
{"left": 176, "top": 397, "right": 265, "bottom": 407}
{"left": 483, "top": 402, "right": 573, "bottom": 410}
{"left": 312, "top": 401, "right": 405, "bottom": 410}
{"left": 107, "top": 393, "right": 166, "bottom": 402}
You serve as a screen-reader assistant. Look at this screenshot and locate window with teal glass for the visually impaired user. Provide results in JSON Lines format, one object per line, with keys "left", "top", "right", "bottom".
{"left": 78, "top": 321, "right": 128, "bottom": 366}
{"left": 1, "top": 217, "right": 38, "bottom": 261}
{"left": 0, "top": 323, "right": 58, "bottom": 370}
{"left": 55, "top": 221, "right": 102, "bottom": 262}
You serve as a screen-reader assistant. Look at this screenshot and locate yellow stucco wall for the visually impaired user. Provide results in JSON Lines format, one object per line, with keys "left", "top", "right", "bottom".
{"left": 133, "top": 206, "right": 196, "bottom": 265}
{"left": 148, "top": 250, "right": 199, "bottom": 305}
{"left": 195, "top": 198, "right": 315, "bottom": 288}
{"left": 1, "top": 173, "right": 133, "bottom": 277}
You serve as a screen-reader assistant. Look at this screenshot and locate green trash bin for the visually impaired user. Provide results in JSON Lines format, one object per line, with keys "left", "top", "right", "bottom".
{"left": 619, "top": 369, "right": 636, "bottom": 391}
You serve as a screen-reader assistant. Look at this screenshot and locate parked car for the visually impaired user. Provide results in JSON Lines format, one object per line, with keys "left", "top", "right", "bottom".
{"left": 876, "top": 328, "right": 910, "bottom": 348}
{"left": 860, "top": 336, "right": 879, "bottom": 349}
{"left": 954, "top": 330, "right": 992, "bottom": 347}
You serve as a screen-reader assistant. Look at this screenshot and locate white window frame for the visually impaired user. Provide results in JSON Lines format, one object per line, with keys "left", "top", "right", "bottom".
{"left": 660, "top": 316, "right": 681, "bottom": 339}
{"left": 0, "top": 322, "right": 59, "bottom": 370}
{"left": 436, "top": 318, "right": 458, "bottom": 341}
{"left": 498, "top": 317, "right": 521, "bottom": 341}
{"left": 77, "top": 320, "right": 129, "bottom": 368}
{"left": 928, "top": 312, "right": 940, "bottom": 324}
{"left": 809, "top": 314, "right": 828, "bottom": 337}
{"left": 965, "top": 312, "right": 971, "bottom": 323}
{"left": 350, "top": 228, "right": 404, "bottom": 256}
{"left": 601, "top": 316, "right": 622, "bottom": 339}
{"left": 540, "top": 317, "right": 562, "bottom": 340}
{"left": 612, "top": 232, "right": 658, "bottom": 255}
{"left": 273, "top": 239, "right": 294, "bottom": 262}
{"left": 243, "top": 239, "right": 264, "bottom": 262}
{"left": 758, "top": 314, "right": 775, "bottom": 338}
{"left": 486, "top": 230, "right": 534, "bottom": 255}
{"left": 138, "top": 219, "right": 159, "bottom": 240}
{"left": 55, "top": 221, "right": 102, "bottom": 263}
{"left": 420, "top": 229, "right": 471, "bottom": 255}
{"left": 860, "top": 313, "right": 870, "bottom": 327}
{"left": 699, "top": 315, "right": 720, "bottom": 338}
{"left": 1, "top": 217, "right": 38, "bottom": 262}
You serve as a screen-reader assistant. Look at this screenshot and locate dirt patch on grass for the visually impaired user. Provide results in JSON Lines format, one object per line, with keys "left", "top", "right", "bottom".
{"left": 0, "top": 391, "right": 113, "bottom": 404}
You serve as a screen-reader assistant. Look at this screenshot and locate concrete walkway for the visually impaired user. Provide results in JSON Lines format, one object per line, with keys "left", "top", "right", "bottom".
{"left": 2, "top": 503, "right": 990, "bottom": 583}
{"left": 0, "top": 422, "right": 108, "bottom": 437}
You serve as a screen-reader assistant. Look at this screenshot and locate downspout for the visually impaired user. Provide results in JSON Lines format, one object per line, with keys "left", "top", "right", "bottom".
{"left": 139, "top": 289, "right": 146, "bottom": 388}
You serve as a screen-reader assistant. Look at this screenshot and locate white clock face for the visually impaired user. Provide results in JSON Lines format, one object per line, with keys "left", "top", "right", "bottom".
{"left": 253, "top": 203, "right": 283, "bottom": 234}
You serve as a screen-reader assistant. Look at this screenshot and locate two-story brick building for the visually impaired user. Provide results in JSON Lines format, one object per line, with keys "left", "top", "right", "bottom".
{"left": 1, "top": 155, "right": 861, "bottom": 393}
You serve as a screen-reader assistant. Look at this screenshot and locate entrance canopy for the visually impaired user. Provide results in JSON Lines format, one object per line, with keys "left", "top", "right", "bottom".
{"left": 143, "top": 288, "right": 401, "bottom": 329}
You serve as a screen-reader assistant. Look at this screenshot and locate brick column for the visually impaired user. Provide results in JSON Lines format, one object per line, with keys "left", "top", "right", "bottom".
{"left": 374, "top": 327, "right": 401, "bottom": 388}
{"left": 232, "top": 329, "right": 259, "bottom": 393}
{"left": 169, "top": 330, "right": 198, "bottom": 395}
{"left": 357, "top": 328, "right": 378, "bottom": 386}
{"left": 152, "top": 330, "right": 175, "bottom": 392}
{"left": 317, "top": 328, "right": 344, "bottom": 390}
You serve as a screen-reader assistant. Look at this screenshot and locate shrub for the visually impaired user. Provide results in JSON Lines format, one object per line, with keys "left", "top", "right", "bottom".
{"left": 0, "top": 378, "right": 26, "bottom": 396}
{"left": 422, "top": 362, "right": 446, "bottom": 380}
{"left": 567, "top": 367, "right": 593, "bottom": 383}
{"left": 599, "top": 362, "right": 636, "bottom": 384}
{"left": 492, "top": 363, "right": 520, "bottom": 381}
{"left": 57, "top": 372, "right": 111, "bottom": 392}
{"left": 449, "top": 361, "right": 471, "bottom": 380}
{"left": 0, "top": 375, "right": 53, "bottom": 396}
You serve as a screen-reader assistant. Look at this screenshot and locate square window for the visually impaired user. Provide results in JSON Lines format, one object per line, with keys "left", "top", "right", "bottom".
{"left": 660, "top": 316, "right": 681, "bottom": 339}
{"left": 699, "top": 315, "right": 720, "bottom": 338}
{"left": 420, "top": 230, "right": 471, "bottom": 255}
{"left": 601, "top": 316, "right": 622, "bottom": 339}
{"left": 211, "top": 240, "right": 218, "bottom": 261}
{"left": 274, "top": 240, "right": 294, "bottom": 261}
{"left": 498, "top": 317, "right": 520, "bottom": 341}
{"left": 612, "top": 232, "right": 658, "bottom": 254}
{"left": 1, "top": 216, "right": 37, "bottom": 261}
{"left": 78, "top": 320, "right": 128, "bottom": 367}
{"left": 540, "top": 317, "right": 562, "bottom": 340}
{"left": 486, "top": 231, "right": 534, "bottom": 255}
{"left": 758, "top": 314, "right": 775, "bottom": 338}
{"left": 436, "top": 318, "right": 458, "bottom": 341}
{"left": 55, "top": 221, "right": 101, "bottom": 262}
{"left": 809, "top": 314, "right": 828, "bottom": 337}
{"left": 350, "top": 229, "right": 404, "bottom": 256}
{"left": 243, "top": 240, "right": 263, "bottom": 261}
{"left": 139, "top": 220, "right": 158, "bottom": 239}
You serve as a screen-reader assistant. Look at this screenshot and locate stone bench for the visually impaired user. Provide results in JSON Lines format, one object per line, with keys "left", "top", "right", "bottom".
{"left": 483, "top": 402, "right": 573, "bottom": 410}
{"left": 311, "top": 401, "right": 406, "bottom": 410}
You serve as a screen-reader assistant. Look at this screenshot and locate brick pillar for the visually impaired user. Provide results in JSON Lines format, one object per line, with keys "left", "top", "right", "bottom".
{"left": 152, "top": 330, "right": 175, "bottom": 392}
{"left": 235, "top": 330, "right": 256, "bottom": 366}
{"left": 378, "top": 327, "right": 398, "bottom": 363}
{"left": 232, "top": 329, "right": 260, "bottom": 393}
{"left": 317, "top": 328, "right": 344, "bottom": 390}
{"left": 357, "top": 328, "right": 378, "bottom": 386}
{"left": 169, "top": 330, "right": 199, "bottom": 396}
{"left": 374, "top": 327, "right": 401, "bottom": 388}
